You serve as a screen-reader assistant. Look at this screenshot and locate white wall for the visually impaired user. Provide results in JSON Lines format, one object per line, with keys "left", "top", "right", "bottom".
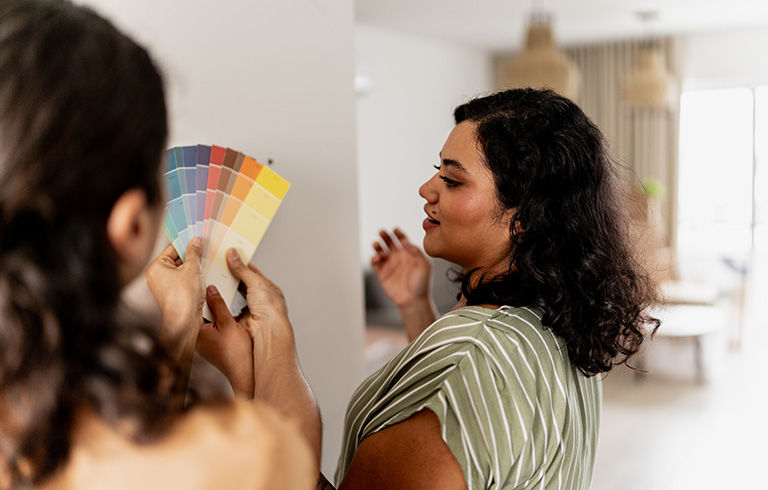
{"left": 680, "top": 26, "right": 768, "bottom": 89}
{"left": 355, "top": 24, "right": 493, "bottom": 260}
{"left": 78, "top": 0, "right": 365, "bottom": 476}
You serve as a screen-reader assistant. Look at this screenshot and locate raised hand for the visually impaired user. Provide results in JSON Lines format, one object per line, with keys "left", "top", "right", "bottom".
{"left": 146, "top": 238, "right": 206, "bottom": 335}
{"left": 145, "top": 238, "right": 206, "bottom": 399}
{"left": 371, "top": 229, "right": 438, "bottom": 340}
{"left": 371, "top": 229, "right": 431, "bottom": 307}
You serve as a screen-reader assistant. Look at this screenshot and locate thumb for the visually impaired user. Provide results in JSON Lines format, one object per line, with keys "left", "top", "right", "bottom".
{"left": 226, "top": 248, "right": 255, "bottom": 282}
{"left": 184, "top": 237, "right": 203, "bottom": 265}
{"left": 206, "top": 285, "right": 236, "bottom": 327}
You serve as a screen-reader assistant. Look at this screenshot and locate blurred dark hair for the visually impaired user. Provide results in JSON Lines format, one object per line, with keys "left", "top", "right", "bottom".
{"left": 454, "top": 88, "right": 659, "bottom": 376}
{"left": 0, "top": 0, "right": 175, "bottom": 486}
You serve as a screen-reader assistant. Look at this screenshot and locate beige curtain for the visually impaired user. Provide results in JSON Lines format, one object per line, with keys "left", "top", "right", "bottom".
{"left": 495, "top": 38, "right": 681, "bottom": 248}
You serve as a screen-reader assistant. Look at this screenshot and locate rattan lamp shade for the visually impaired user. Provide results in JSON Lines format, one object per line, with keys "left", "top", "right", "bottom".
{"left": 622, "top": 49, "right": 676, "bottom": 109}
{"left": 497, "top": 19, "right": 580, "bottom": 100}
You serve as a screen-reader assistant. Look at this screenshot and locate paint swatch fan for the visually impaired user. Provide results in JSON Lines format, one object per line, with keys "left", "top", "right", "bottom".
{"left": 162, "top": 144, "right": 290, "bottom": 318}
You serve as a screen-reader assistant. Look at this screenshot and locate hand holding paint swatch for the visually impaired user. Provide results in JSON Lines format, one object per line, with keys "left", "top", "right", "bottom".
{"left": 162, "top": 144, "right": 290, "bottom": 317}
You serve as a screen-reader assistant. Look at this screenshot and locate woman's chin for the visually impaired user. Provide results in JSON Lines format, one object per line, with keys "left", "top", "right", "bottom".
{"left": 421, "top": 239, "right": 439, "bottom": 259}
{"left": 422, "top": 243, "right": 455, "bottom": 266}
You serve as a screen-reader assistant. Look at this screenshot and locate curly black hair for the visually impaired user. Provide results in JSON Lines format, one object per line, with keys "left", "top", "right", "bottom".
{"left": 454, "top": 88, "right": 659, "bottom": 376}
{"left": 0, "top": 1, "right": 178, "bottom": 486}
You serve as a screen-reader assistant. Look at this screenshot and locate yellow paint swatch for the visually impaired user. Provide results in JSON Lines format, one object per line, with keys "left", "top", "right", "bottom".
{"left": 256, "top": 166, "right": 290, "bottom": 199}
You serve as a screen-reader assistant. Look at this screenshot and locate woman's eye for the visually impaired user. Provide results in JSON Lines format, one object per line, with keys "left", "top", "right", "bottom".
{"left": 433, "top": 164, "right": 460, "bottom": 188}
{"left": 439, "top": 175, "right": 460, "bottom": 188}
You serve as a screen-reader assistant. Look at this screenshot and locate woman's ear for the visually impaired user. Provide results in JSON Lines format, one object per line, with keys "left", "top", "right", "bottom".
{"left": 107, "top": 188, "right": 159, "bottom": 285}
{"left": 511, "top": 212, "right": 523, "bottom": 235}
{"left": 501, "top": 206, "right": 521, "bottom": 233}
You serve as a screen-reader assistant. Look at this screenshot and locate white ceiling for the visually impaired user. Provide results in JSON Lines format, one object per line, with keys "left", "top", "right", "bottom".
{"left": 355, "top": 0, "right": 768, "bottom": 52}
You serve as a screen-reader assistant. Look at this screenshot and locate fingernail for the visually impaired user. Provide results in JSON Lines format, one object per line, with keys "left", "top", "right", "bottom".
{"left": 227, "top": 248, "right": 238, "bottom": 260}
{"left": 207, "top": 285, "right": 218, "bottom": 296}
{"left": 191, "top": 237, "right": 202, "bottom": 248}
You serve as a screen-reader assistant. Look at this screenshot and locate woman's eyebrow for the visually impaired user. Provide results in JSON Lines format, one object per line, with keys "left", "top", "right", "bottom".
{"left": 438, "top": 153, "right": 467, "bottom": 172}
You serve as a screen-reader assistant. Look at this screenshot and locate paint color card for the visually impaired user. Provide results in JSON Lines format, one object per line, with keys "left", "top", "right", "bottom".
{"left": 161, "top": 144, "right": 289, "bottom": 317}
{"left": 196, "top": 145, "right": 210, "bottom": 239}
{"left": 163, "top": 149, "right": 189, "bottom": 259}
{"left": 204, "top": 145, "right": 226, "bottom": 241}
{"left": 205, "top": 148, "right": 240, "bottom": 259}
{"left": 181, "top": 146, "right": 198, "bottom": 237}
{"left": 170, "top": 147, "right": 193, "bottom": 253}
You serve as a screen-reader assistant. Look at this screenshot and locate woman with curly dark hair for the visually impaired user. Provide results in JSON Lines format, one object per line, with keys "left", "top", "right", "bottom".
{"left": 325, "top": 88, "right": 659, "bottom": 489}
{"left": 0, "top": 1, "right": 319, "bottom": 488}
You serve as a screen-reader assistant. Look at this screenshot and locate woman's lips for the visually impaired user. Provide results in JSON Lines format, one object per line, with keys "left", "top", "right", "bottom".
{"left": 423, "top": 206, "right": 439, "bottom": 230}
{"left": 422, "top": 216, "right": 440, "bottom": 230}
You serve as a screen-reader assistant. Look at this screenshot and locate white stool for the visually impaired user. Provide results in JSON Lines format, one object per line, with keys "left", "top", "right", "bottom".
{"left": 660, "top": 280, "right": 718, "bottom": 306}
{"left": 645, "top": 304, "right": 726, "bottom": 382}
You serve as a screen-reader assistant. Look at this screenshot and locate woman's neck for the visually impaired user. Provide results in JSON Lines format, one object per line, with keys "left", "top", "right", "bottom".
{"left": 451, "top": 296, "right": 501, "bottom": 311}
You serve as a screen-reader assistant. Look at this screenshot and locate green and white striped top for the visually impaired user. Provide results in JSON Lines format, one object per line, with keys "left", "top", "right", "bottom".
{"left": 336, "top": 306, "right": 601, "bottom": 489}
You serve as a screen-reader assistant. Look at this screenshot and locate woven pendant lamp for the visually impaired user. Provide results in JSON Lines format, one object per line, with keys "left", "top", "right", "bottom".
{"left": 498, "top": 13, "right": 580, "bottom": 100}
{"left": 622, "top": 47, "right": 676, "bottom": 109}
{"left": 622, "top": 11, "right": 676, "bottom": 109}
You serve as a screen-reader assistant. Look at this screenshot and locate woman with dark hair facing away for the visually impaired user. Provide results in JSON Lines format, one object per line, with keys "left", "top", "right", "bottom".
{"left": 0, "top": 1, "right": 320, "bottom": 488}
{"left": 204, "top": 87, "right": 660, "bottom": 490}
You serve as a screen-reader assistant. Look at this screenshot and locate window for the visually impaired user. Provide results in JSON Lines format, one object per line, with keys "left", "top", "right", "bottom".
{"left": 678, "top": 88, "right": 754, "bottom": 263}
{"left": 754, "top": 86, "right": 768, "bottom": 251}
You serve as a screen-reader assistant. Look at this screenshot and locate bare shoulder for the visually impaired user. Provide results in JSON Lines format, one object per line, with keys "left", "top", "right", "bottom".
{"left": 44, "top": 401, "right": 315, "bottom": 490}
{"left": 168, "top": 400, "right": 317, "bottom": 488}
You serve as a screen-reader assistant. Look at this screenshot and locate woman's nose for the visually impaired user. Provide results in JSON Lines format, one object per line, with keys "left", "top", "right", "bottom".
{"left": 419, "top": 174, "right": 438, "bottom": 203}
